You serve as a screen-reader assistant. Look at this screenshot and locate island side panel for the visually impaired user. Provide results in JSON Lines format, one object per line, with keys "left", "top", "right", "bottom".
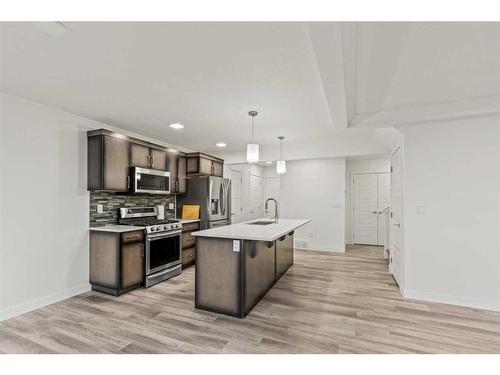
{"left": 195, "top": 237, "right": 242, "bottom": 317}
{"left": 243, "top": 240, "right": 276, "bottom": 316}
{"left": 276, "top": 231, "right": 294, "bottom": 281}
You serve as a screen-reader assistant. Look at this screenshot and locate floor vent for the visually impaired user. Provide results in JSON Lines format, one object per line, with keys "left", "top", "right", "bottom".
{"left": 295, "top": 239, "right": 308, "bottom": 249}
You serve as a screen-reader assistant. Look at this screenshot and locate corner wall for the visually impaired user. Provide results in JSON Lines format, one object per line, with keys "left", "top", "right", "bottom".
{"left": 399, "top": 115, "right": 500, "bottom": 311}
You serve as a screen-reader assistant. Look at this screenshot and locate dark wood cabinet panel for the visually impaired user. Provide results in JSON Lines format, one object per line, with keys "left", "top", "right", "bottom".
{"left": 121, "top": 242, "right": 144, "bottom": 288}
{"left": 167, "top": 152, "right": 178, "bottom": 192}
{"left": 275, "top": 232, "right": 294, "bottom": 281}
{"left": 166, "top": 152, "right": 187, "bottom": 194}
{"left": 87, "top": 133, "right": 129, "bottom": 192}
{"left": 186, "top": 152, "right": 224, "bottom": 177}
{"left": 243, "top": 241, "right": 276, "bottom": 315}
{"left": 130, "top": 143, "right": 150, "bottom": 168}
{"left": 150, "top": 148, "right": 167, "bottom": 170}
{"left": 212, "top": 160, "right": 223, "bottom": 177}
{"left": 177, "top": 155, "right": 187, "bottom": 194}
{"left": 199, "top": 157, "right": 213, "bottom": 175}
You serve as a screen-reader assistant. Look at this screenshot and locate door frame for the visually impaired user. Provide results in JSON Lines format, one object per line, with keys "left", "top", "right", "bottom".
{"left": 390, "top": 144, "right": 405, "bottom": 294}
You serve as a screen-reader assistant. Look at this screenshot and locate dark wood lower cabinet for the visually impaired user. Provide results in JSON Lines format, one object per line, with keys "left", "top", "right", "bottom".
{"left": 181, "top": 221, "right": 199, "bottom": 268}
{"left": 89, "top": 230, "right": 144, "bottom": 296}
{"left": 195, "top": 232, "right": 295, "bottom": 318}
{"left": 275, "top": 231, "right": 294, "bottom": 281}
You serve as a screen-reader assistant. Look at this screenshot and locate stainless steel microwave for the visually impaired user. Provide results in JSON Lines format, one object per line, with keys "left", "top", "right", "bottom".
{"left": 130, "top": 167, "right": 170, "bottom": 194}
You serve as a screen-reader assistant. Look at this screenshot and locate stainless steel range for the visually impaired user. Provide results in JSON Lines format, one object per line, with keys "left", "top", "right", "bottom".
{"left": 119, "top": 206, "right": 182, "bottom": 287}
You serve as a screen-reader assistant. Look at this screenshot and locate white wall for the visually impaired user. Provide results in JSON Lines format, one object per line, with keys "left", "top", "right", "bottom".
{"left": 345, "top": 158, "right": 391, "bottom": 243}
{"left": 399, "top": 115, "right": 500, "bottom": 311}
{"left": 0, "top": 92, "right": 184, "bottom": 321}
{"left": 0, "top": 92, "right": 92, "bottom": 320}
{"left": 264, "top": 158, "right": 346, "bottom": 252}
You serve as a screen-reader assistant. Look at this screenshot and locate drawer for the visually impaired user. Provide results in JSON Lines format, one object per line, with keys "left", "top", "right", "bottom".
{"left": 121, "top": 230, "right": 144, "bottom": 243}
{"left": 182, "top": 231, "right": 196, "bottom": 249}
{"left": 182, "top": 247, "right": 195, "bottom": 263}
{"left": 182, "top": 222, "right": 200, "bottom": 232}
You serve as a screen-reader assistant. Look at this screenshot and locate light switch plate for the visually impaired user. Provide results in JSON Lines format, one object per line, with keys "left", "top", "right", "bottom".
{"left": 169, "top": 203, "right": 175, "bottom": 210}
{"left": 233, "top": 240, "right": 240, "bottom": 252}
{"left": 416, "top": 205, "right": 425, "bottom": 215}
{"left": 97, "top": 204, "right": 103, "bottom": 214}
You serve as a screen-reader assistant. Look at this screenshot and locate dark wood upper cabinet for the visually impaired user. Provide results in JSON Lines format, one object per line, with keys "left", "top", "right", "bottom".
{"left": 150, "top": 149, "right": 167, "bottom": 171}
{"left": 88, "top": 132, "right": 130, "bottom": 192}
{"left": 88, "top": 129, "right": 221, "bottom": 193}
{"left": 130, "top": 143, "right": 150, "bottom": 168}
{"left": 130, "top": 142, "right": 167, "bottom": 170}
{"left": 167, "top": 151, "right": 187, "bottom": 194}
{"left": 187, "top": 152, "right": 224, "bottom": 177}
{"left": 177, "top": 154, "right": 187, "bottom": 193}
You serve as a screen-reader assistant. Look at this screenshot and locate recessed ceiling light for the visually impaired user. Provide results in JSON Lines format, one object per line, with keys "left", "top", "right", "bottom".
{"left": 169, "top": 123, "right": 184, "bottom": 130}
{"left": 216, "top": 142, "right": 227, "bottom": 148}
{"left": 265, "top": 161, "right": 273, "bottom": 164}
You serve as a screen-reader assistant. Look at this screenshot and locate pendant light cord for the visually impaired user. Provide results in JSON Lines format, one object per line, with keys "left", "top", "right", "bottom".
{"left": 251, "top": 116, "right": 255, "bottom": 143}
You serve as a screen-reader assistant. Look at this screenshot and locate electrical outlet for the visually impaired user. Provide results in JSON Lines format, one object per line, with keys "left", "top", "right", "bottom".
{"left": 97, "top": 204, "right": 104, "bottom": 214}
{"left": 168, "top": 203, "right": 175, "bottom": 210}
{"left": 233, "top": 240, "right": 240, "bottom": 252}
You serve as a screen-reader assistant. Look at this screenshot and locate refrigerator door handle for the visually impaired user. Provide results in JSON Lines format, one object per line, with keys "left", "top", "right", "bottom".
{"left": 220, "top": 183, "right": 225, "bottom": 215}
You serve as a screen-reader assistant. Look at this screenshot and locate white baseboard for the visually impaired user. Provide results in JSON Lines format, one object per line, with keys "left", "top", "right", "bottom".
{"left": 295, "top": 245, "right": 345, "bottom": 253}
{"left": 403, "top": 289, "right": 500, "bottom": 312}
{"left": 0, "top": 283, "right": 91, "bottom": 322}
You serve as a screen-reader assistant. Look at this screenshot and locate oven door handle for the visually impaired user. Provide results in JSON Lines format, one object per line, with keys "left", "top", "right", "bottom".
{"left": 146, "top": 230, "right": 182, "bottom": 240}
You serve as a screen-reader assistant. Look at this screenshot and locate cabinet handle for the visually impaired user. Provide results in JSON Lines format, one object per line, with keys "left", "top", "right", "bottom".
{"left": 140, "top": 244, "right": 144, "bottom": 258}
{"left": 127, "top": 175, "right": 130, "bottom": 189}
{"left": 151, "top": 154, "right": 155, "bottom": 168}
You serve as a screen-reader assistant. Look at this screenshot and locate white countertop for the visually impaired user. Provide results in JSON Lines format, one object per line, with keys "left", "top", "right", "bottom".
{"left": 192, "top": 218, "right": 310, "bottom": 241}
{"left": 89, "top": 225, "right": 145, "bottom": 233}
{"left": 178, "top": 218, "right": 201, "bottom": 224}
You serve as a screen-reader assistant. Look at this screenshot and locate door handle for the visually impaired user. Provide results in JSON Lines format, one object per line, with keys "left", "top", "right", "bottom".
{"left": 371, "top": 211, "right": 377, "bottom": 214}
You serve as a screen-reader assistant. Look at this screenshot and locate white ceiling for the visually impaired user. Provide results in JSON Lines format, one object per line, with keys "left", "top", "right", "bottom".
{"left": 1, "top": 22, "right": 498, "bottom": 158}
{"left": 351, "top": 22, "right": 500, "bottom": 118}
{"left": 0, "top": 22, "right": 338, "bottom": 153}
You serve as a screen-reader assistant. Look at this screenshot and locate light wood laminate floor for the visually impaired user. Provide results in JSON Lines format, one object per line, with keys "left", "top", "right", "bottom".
{"left": 1, "top": 245, "right": 500, "bottom": 354}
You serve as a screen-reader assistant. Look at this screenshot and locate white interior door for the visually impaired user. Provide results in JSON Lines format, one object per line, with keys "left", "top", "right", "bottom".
{"left": 230, "top": 169, "right": 244, "bottom": 223}
{"left": 353, "top": 174, "right": 378, "bottom": 245}
{"left": 377, "top": 173, "right": 391, "bottom": 246}
{"left": 264, "top": 176, "right": 280, "bottom": 217}
{"left": 249, "top": 173, "right": 263, "bottom": 220}
{"left": 390, "top": 147, "right": 402, "bottom": 286}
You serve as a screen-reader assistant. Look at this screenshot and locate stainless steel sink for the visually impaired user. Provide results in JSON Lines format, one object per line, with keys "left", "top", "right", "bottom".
{"left": 247, "top": 220, "right": 275, "bottom": 225}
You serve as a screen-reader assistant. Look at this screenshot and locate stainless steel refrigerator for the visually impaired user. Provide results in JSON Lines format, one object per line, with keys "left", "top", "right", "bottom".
{"left": 177, "top": 176, "right": 231, "bottom": 229}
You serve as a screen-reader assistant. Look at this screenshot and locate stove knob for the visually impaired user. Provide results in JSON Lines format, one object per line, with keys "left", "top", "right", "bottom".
{"left": 150, "top": 227, "right": 155, "bottom": 232}
{"left": 164, "top": 225, "right": 168, "bottom": 230}
{"left": 156, "top": 225, "right": 162, "bottom": 231}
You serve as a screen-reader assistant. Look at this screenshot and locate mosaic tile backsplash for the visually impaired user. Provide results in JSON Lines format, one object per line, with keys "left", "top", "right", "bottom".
{"left": 90, "top": 192, "right": 176, "bottom": 227}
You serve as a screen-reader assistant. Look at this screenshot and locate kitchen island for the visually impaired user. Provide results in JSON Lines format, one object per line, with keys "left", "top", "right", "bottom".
{"left": 192, "top": 218, "right": 310, "bottom": 318}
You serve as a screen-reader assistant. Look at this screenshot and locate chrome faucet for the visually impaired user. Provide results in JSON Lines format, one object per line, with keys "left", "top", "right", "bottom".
{"left": 265, "top": 198, "right": 279, "bottom": 223}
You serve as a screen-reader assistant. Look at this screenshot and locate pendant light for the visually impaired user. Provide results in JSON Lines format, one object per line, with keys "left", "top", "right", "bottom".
{"left": 276, "top": 136, "right": 286, "bottom": 175}
{"left": 246, "top": 111, "right": 259, "bottom": 163}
